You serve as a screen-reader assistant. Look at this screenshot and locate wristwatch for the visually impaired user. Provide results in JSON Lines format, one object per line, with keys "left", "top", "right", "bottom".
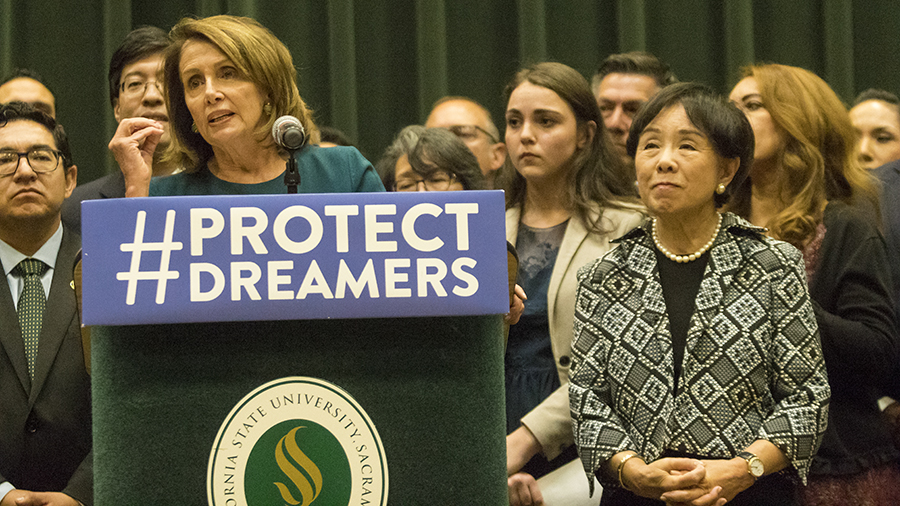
{"left": 737, "top": 451, "right": 764, "bottom": 479}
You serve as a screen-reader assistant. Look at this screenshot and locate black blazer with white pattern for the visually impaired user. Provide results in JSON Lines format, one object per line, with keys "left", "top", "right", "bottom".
{"left": 569, "top": 213, "right": 830, "bottom": 491}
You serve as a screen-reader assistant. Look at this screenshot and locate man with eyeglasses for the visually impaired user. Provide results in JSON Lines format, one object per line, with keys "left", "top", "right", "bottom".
{"left": 62, "top": 26, "right": 174, "bottom": 233}
{"left": 0, "top": 69, "right": 56, "bottom": 119}
{"left": 425, "top": 96, "right": 507, "bottom": 188}
{"left": 0, "top": 102, "right": 92, "bottom": 506}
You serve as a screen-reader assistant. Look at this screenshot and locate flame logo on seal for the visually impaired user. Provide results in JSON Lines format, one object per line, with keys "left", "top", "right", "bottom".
{"left": 273, "top": 426, "right": 323, "bottom": 505}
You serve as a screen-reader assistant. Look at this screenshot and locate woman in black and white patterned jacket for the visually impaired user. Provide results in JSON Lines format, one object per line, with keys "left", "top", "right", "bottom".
{"left": 569, "top": 83, "right": 831, "bottom": 506}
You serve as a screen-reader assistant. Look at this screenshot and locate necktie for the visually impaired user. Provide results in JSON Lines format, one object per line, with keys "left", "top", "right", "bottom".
{"left": 14, "top": 259, "right": 48, "bottom": 379}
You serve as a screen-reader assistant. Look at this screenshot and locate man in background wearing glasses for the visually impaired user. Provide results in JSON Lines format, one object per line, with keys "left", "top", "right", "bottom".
{"left": 426, "top": 96, "right": 507, "bottom": 188}
{"left": 62, "top": 26, "right": 175, "bottom": 233}
{"left": 0, "top": 102, "right": 91, "bottom": 506}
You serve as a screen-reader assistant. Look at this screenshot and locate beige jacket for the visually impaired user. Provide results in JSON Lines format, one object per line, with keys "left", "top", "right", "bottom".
{"left": 506, "top": 203, "right": 644, "bottom": 459}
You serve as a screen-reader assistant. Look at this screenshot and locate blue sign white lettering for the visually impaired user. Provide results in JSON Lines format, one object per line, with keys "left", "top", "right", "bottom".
{"left": 80, "top": 191, "right": 508, "bottom": 325}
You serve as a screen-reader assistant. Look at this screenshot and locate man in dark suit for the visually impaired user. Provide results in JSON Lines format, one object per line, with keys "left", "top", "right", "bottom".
{"left": 61, "top": 26, "right": 177, "bottom": 233}
{"left": 0, "top": 102, "right": 90, "bottom": 506}
{"left": 875, "top": 160, "right": 900, "bottom": 449}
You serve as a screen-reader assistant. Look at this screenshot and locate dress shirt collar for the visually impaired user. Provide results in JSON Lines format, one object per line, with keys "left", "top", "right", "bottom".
{"left": 0, "top": 222, "right": 63, "bottom": 275}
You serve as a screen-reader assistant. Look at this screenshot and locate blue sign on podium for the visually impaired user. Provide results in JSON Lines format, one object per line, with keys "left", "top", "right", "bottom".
{"left": 81, "top": 191, "right": 509, "bottom": 325}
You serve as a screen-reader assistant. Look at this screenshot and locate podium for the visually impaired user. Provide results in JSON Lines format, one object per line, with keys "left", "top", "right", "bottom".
{"left": 82, "top": 192, "right": 509, "bottom": 505}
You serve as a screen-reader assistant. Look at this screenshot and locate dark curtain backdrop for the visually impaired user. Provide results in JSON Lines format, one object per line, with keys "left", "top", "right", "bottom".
{"left": 2, "top": 0, "right": 899, "bottom": 184}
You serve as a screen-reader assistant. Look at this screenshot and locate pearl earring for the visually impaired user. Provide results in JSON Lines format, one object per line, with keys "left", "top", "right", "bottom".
{"left": 716, "top": 183, "right": 726, "bottom": 195}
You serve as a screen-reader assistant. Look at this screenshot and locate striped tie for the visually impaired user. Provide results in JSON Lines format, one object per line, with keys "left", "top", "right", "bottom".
{"left": 14, "top": 259, "right": 48, "bottom": 379}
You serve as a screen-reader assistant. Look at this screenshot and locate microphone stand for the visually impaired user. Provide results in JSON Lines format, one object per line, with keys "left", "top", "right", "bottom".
{"left": 284, "top": 148, "right": 301, "bottom": 194}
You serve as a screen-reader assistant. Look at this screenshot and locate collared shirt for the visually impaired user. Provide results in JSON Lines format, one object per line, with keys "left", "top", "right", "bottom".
{"left": 0, "top": 223, "right": 63, "bottom": 501}
{"left": 0, "top": 223, "right": 63, "bottom": 309}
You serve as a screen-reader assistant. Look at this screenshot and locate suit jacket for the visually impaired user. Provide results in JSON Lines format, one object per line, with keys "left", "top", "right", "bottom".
{"left": 0, "top": 228, "right": 92, "bottom": 505}
{"left": 874, "top": 162, "right": 900, "bottom": 403}
{"left": 61, "top": 171, "right": 125, "bottom": 235}
{"left": 876, "top": 161, "right": 900, "bottom": 323}
{"left": 506, "top": 204, "right": 644, "bottom": 459}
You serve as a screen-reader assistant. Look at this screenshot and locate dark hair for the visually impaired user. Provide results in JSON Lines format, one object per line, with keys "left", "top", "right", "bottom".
{"left": 409, "top": 127, "right": 485, "bottom": 190}
{"left": 0, "top": 69, "right": 56, "bottom": 117}
{"left": 852, "top": 88, "right": 900, "bottom": 131}
{"left": 0, "top": 68, "right": 53, "bottom": 93}
{"left": 0, "top": 101, "right": 73, "bottom": 168}
{"left": 108, "top": 26, "right": 169, "bottom": 107}
{"left": 498, "top": 62, "right": 635, "bottom": 232}
{"left": 592, "top": 51, "right": 677, "bottom": 91}
{"left": 319, "top": 126, "right": 354, "bottom": 147}
{"left": 853, "top": 88, "right": 900, "bottom": 108}
{"left": 627, "top": 82, "right": 754, "bottom": 207}
{"left": 376, "top": 125, "right": 425, "bottom": 190}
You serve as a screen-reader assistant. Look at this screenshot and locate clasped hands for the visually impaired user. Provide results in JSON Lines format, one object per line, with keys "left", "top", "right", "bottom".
{"left": 620, "top": 456, "right": 754, "bottom": 506}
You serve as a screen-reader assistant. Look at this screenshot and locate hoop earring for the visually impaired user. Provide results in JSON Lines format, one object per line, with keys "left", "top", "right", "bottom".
{"left": 191, "top": 122, "right": 199, "bottom": 133}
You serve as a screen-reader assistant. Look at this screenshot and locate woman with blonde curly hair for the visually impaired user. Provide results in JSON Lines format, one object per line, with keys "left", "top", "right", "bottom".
{"left": 729, "top": 63, "right": 900, "bottom": 504}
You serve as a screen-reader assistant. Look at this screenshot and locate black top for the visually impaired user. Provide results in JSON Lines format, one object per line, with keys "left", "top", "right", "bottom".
{"left": 655, "top": 249, "right": 710, "bottom": 394}
{"left": 807, "top": 200, "right": 899, "bottom": 475}
{"left": 60, "top": 171, "right": 126, "bottom": 234}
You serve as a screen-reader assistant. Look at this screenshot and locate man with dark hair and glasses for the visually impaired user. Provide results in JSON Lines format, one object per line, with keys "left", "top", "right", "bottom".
{"left": 425, "top": 96, "right": 507, "bottom": 188}
{"left": 62, "top": 26, "right": 175, "bottom": 233}
{"left": 0, "top": 102, "right": 92, "bottom": 506}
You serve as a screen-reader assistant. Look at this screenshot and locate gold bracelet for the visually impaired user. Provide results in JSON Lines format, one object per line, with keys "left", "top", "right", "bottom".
{"left": 617, "top": 453, "right": 643, "bottom": 491}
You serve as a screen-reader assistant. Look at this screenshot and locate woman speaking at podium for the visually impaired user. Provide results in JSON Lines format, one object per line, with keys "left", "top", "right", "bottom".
{"left": 114, "top": 15, "right": 384, "bottom": 197}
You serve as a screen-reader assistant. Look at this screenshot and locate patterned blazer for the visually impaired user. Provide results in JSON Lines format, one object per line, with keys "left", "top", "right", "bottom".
{"left": 569, "top": 213, "right": 830, "bottom": 491}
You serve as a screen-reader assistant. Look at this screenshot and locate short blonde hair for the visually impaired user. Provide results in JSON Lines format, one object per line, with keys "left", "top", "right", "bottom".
{"left": 163, "top": 15, "right": 319, "bottom": 171}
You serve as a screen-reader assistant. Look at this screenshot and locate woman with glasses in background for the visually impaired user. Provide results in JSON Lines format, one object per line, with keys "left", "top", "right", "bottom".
{"left": 376, "top": 125, "right": 486, "bottom": 191}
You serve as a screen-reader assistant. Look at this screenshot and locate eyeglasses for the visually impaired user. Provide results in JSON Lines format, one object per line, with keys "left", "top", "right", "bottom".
{"left": 0, "top": 148, "right": 63, "bottom": 176}
{"left": 120, "top": 78, "right": 163, "bottom": 98}
{"left": 394, "top": 172, "right": 457, "bottom": 192}
{"left": 446, "top": 124, "right": 499, "bottom": 144}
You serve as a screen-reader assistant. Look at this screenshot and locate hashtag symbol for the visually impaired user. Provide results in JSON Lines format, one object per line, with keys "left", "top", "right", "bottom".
{"left": 117, "top": 210, "right": 184, "bottom": 305}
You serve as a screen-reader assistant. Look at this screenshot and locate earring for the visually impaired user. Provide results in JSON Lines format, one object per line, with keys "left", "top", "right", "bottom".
{"left": 263, "top": 102, "right": 273, "bottom": 115}
{"left": 716, "top": 183, "right": 726, "bottom": 195}
{"left": 191, "top": 122, "right": 199, "bottom": 133}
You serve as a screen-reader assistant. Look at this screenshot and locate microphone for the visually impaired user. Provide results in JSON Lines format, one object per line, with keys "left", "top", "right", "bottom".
{"left": 272, "top": 115, "right": 307, "bottom": 150}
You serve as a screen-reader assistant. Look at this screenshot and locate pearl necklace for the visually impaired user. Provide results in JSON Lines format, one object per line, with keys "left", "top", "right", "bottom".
{"left": 652, "top": 214, "right": 722, "bottom": 263}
